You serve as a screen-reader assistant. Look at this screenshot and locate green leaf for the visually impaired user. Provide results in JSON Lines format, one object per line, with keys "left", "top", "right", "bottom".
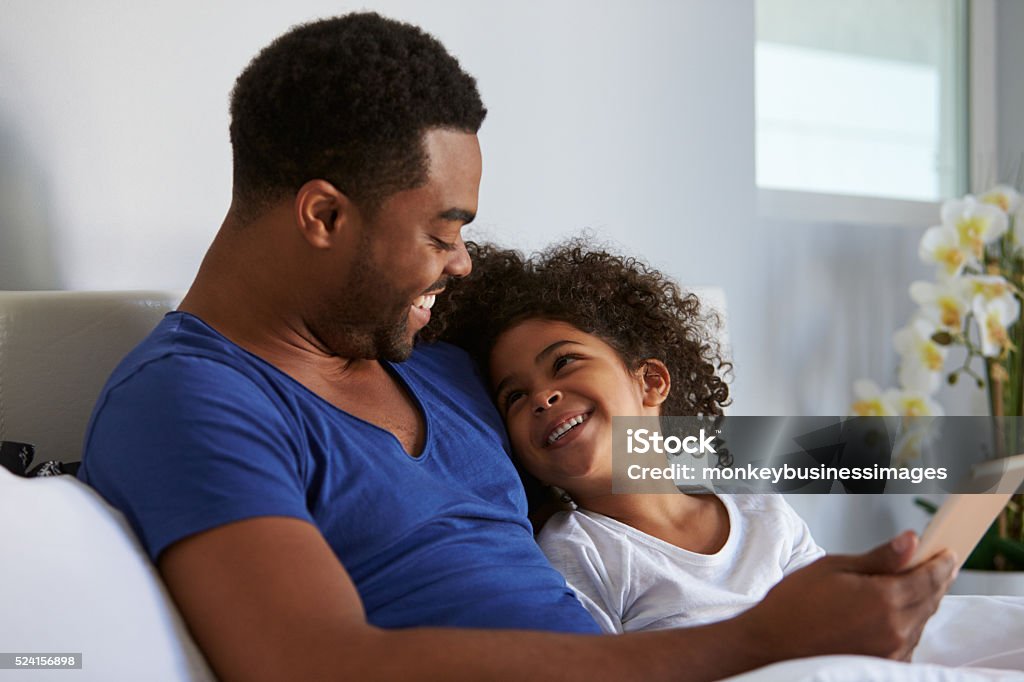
{"left": 913, "top": 498, "right": 939, "bottom": 514}
{"left": 994, "top": 536, "right": 1024, "bottom": 570}
{"left": 964, "top": 522, "right": 1002, "bottom": 570}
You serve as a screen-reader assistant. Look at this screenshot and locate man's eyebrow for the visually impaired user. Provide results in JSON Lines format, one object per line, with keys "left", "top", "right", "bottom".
{"left": 438, "top": 207, "right": 476, "bottom": 224}
{"left": 493, "top": 340, "right": 582, "bottom": 401}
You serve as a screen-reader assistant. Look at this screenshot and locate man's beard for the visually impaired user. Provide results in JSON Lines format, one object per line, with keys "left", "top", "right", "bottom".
{"left": 308, "top": 248, "right": 447, "bottom": 361}
{"left": 309, "top": 274, "right": 416, "bottom": 362}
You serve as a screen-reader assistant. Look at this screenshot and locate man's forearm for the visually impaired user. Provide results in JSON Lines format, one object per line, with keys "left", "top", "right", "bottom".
{"left": 228, "top": 618, "right": 775, "bottom": 682}
{"left": 162, "top": 518, "right": 955, "bottom": 681}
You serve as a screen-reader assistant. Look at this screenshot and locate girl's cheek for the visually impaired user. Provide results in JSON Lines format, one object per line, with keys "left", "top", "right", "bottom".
{"left": 510, "top": 424, "right": 530, "bottom": 452}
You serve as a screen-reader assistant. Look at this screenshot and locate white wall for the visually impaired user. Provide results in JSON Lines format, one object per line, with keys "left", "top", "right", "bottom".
{"left": 0, "top": 1, "right": 1020, "bottom": 443}
{"left": 997, "top": 0, "right": 1024, "bottom": 178}
{"left": 0, "top": 0, "right": 753, "bottom": 286}
{"left": 0, "top": 0, "right": 764, "bottom": 406}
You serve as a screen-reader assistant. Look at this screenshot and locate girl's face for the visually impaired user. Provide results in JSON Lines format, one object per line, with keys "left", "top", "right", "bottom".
{"left": 489, "top": 319, "right": 668, "bottom": 497}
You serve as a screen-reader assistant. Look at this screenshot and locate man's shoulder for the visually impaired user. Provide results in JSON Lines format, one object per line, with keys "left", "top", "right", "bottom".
{"left": 406, "top": 341, "right": 490, "bottom": 396}
{"left": 86, "top": 312, "right": 290, "bottom": 446}
{"left": 107, "top": 311, "right": 271, "bottom": 392}
{"left": 408, "top": 340, "right": 476, "bottom": 373}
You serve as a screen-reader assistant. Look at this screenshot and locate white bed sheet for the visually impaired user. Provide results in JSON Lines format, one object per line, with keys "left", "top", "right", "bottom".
{"left": 721, "top": 595, "right": 1024, "bottom": 681}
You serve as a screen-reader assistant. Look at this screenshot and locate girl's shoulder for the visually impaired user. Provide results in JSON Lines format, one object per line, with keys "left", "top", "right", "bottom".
{"left": 537, "top": 509, "right": 638, "bottom": 553}
{"left": 725, "top": 493, "right": 803, "bottom": 520}
{"left": 538, "top": 509, "right": 599, "bottom": 543}
{"left": 727, "top": 493, "right": 788, "bottom": 510}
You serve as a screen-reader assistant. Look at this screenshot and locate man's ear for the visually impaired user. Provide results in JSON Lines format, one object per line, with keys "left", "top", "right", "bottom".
{"left": 638, "top": 359, "right": 671, "bottom": 408}
{"left": 293, "top": 179, "right": 352, "bottom": 249}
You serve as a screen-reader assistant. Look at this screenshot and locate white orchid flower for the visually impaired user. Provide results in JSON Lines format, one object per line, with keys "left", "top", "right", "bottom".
{"left": 963, "top": 274, "right": 1017, "bottom": 311}
{"left": 886, "top": 392, "right": 944, "bottom": 466}
{"left": 1014, "top": 209, "right": 1024, "bottom": 250}
{"left": 972, "top": 294, "right": 1020, "bottom": 358}
{"left": 893, "top": 319, "right": 947, "bottom": 394}
{"left": 909, "top": 278, "right": 969, "bottom": 332}
{"left": 979, "top": 184, "right": 1021, "bottom": 214}
{"left": 941, "top": 196, "right": 1008, "bottom": 260}
{"left": 850, "top": 379, "right": 897, "bottom": 416}
{"left": 919, "top": 224, "right": 972, "bottom": 276}
{"left": 884, "top": 388, "right": 945, "bottom": 418}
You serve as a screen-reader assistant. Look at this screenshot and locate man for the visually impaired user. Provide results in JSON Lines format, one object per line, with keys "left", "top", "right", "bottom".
{"left": 79, "top": 13, "right": 955, "bottom": 682}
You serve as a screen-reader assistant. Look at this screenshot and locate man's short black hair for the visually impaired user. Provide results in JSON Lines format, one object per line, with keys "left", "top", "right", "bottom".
{"left": 229, "top": 12, "right": 487, "bottom": 217}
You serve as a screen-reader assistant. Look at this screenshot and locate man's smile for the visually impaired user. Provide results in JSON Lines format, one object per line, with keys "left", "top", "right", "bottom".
{"left": 412, "top": 294, "right": 438, "bottom": 310}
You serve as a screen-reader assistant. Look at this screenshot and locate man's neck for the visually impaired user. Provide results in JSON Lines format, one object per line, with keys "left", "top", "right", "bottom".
{"left": 178, "top": 211, "right": 372, "bottom": 384}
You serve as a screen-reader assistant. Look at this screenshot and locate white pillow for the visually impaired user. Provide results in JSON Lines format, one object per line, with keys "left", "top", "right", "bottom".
{"left": 0, "top": 468, "right": 215, "bottom": 681}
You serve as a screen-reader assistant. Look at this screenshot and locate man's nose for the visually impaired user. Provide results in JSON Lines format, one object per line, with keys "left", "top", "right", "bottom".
{"left": 445, "top": 237, "right": 472, "bottom": 278}
{"left": 533, "top": 390, "right": 561, "bottom": 414}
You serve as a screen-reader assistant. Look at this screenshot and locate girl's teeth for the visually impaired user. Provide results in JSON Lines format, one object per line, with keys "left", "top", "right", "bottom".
{"left": 547, "top": 414, "right": 587, "bottom": 444}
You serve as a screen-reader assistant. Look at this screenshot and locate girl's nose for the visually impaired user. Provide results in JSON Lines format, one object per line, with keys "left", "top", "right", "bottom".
{"left": 533, "top": 390, "right": 561, "bottom": 414}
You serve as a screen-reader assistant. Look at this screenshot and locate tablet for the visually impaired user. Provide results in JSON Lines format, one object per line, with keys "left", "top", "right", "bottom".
{"left": 908, "top": 452, "right": 1024, "bottom": 570}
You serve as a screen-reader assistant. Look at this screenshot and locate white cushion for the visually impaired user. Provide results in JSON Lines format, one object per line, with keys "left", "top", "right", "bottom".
{"left": 0, "top": 467, "right": 214, "bottom": 681}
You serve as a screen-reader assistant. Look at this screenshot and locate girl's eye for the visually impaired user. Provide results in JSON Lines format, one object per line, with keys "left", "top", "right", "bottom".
{"left": 505, "top": 391, "right": 525, "bottom": 409}
{"left": 554, "top": 355, "right": 579, "bottom": 371}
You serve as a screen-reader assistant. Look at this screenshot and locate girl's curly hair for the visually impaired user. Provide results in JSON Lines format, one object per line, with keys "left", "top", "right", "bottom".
{"left": 422, "top": 239, "right": 731, "bottom": 416}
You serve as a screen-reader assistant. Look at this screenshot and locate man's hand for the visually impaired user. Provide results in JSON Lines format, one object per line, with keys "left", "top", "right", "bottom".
{"left": 737, "top": 531, "right": 957, "bottom": 663}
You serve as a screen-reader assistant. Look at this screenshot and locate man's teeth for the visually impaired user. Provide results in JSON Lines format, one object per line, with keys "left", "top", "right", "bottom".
{"left": 412, "top": 294, "right": 436, "bottom": 310}
{"left": 547, "top": 414, "right": 588, "bottom": 445}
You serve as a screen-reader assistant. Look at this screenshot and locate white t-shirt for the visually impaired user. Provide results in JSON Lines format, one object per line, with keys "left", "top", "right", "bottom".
{"left": 537, "top": 495, "right": 824, "bottom": 633}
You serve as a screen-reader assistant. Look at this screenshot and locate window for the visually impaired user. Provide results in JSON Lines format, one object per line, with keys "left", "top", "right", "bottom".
{"left": 755, "top": 0, "right": 973, "bottom": 224}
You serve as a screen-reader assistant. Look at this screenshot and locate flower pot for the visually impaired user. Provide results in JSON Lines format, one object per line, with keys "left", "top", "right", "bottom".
{"left": 947, "top": 568, "right": 1024, "bottom": 596}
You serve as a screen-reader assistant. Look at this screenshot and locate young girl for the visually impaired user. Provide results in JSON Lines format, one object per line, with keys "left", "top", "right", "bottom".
{"left": 425, "top": 240, "right": 824, "bottom": 634}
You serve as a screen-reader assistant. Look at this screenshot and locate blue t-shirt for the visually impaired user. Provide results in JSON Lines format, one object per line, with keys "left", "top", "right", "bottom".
{"left": 79, "top": 312, "right": 599, "bottom": 634}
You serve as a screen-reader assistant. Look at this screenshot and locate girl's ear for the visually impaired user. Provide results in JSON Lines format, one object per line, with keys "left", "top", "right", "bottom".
{"left": 638, "top": 359, "right": 671, "bottom": 408}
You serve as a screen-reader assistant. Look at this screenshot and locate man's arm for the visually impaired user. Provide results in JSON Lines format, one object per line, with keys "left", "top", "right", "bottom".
{"left": 160, "top": 520, "right": 956, "bottom": 682}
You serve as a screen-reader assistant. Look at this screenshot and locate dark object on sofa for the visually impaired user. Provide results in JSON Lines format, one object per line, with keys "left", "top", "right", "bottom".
{"left": 0, "top": 440, "right": 78, "bottom": 477}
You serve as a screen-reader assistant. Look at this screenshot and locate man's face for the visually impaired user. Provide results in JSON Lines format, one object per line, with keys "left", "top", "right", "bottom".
{"left": 310, "top": 129, "right": 481, "bottom": 361}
